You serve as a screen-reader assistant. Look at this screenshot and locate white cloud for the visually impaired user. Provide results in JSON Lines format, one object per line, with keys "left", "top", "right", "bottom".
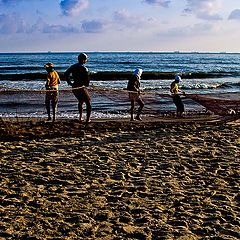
{"left": 113, "top": 9, "right": 151, "bottom": 30}
{"left": 60, "top": 0, "right": 89, "bottom": 16}
{"left": 142, "top": 0, "right": 171, "bottom": 8}
{"left": 0, "top": 14, "right": 27, "bottom": 34}
{"left": 0, "top": 15, "right": 80, "bottom": 35}
{"left": 184, "top": 0, "right": 222, "bottom": 20}
{"left": 30, "top": 18, "right": 80, "bottom": 34}
{"left": 159, "top": 22, "right": 215, "bottom": 37}
{"left": 228, "top": 9, "right": 240, "bottom": 20}
{"left": 81, "top": 19, "right": 107, "bottom": 33}
{"left": 43, "top": 24, "right": 79, "bottom": 34}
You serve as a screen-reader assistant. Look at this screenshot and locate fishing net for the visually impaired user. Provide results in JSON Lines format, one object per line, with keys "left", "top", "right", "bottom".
{"left": 187, "top": 93, "right": 240, "bottom": 115}
{"left": 0, "top": 85, "right": 239, "bottom": 119}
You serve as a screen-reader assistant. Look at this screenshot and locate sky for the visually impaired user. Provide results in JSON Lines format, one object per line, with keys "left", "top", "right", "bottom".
{"left": 0, "top": 0, "right": 240, "bottom": 52}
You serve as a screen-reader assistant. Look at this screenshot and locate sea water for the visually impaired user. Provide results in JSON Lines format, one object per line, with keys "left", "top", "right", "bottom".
{"left": 0, "top": 52, "right": 239, "bottom": 118}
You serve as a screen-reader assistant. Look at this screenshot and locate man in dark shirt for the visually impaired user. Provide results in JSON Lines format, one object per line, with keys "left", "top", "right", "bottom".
{"left": 64, "top": 53, "right": 92, "bottom": 123}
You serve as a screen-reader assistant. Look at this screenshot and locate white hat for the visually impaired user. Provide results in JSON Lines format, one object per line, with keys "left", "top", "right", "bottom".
{"left": 134, "top": 68, "right": 143, "bottom": 77}
{"left": 175, "top": 75, "right": 182, "bottom": 82}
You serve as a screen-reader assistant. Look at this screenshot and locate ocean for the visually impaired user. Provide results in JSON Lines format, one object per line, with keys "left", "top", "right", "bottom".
{"left": 0, "top": 52, "right": 239, "bottom": 119}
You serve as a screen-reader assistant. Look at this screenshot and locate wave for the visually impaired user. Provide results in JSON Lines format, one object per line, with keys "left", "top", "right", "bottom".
{"left": 143, "top": 82, "right": 240, "bottom": 91}
{"left": 117, "top": 61, "right": 139, "bottom": 65}
{"left": 1, "top": 71, "right": 240, "bottom": 81}
{"left": 0, "top": 66, "right": 43, "bottom": 71}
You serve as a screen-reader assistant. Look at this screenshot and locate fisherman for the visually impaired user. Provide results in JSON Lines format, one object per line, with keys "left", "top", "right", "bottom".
{"left": 44, "top": 62, "right": 60, "bottom": 122}
{"left": 64, "top": 53, "right": 91, "bottom": 123}
{"left": 127, "top": 68, "right": 144, "bottom": 121}
{"left": 170, "top": 75, "right": 185, "bottom": 117}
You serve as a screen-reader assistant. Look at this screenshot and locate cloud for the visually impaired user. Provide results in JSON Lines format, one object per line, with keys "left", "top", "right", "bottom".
{"left": 0, "top": 14, "right": 27, "bottom": 34}
{"left": 159, "top": 22, "right": 214, "bottom": 37}
{"left": 29, "top": 18, "right": 80, "bottom": 34}
{"left": 184, "top": 0, "right": 222, "bottom": 20}
{"left": 60, "top": 0, "right": 89, "bottom": 16}
{"left": 0, "top": 14, "right": 80, "bottom": 35}
{"left": 142, "top": 0, "right": 171, "bottom": 8}
{"left": 42, "top": 24, "right": 79, "bottom": 34}
{"left": 113, "top": 9, "right": 148, "bottom": 29}
{"left": 228, "top": 9, "right": 240, "bottom": 20}
{"left": 81, "top": 19, "right": 106, "bottom": 33}
{"left": 0, "top": 0, "right": 21, "bottom": 4}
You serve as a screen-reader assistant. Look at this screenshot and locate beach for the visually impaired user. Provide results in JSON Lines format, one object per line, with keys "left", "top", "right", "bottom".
{"left": 0, "top": 117, "right": 239, "bottom": 239}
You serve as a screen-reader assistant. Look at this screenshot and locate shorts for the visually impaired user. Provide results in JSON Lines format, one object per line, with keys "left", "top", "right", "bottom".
{"left": 45, "top": 88, "right": 59, "bottom": 105}
{"left": 172, "top": 95, "right": 184, "bottom": 112}
{"left": 72, "top": 87, "right": 91, "bottom": 104}
{"left": 129, "top": 92, "right": 140, "bottom": 101}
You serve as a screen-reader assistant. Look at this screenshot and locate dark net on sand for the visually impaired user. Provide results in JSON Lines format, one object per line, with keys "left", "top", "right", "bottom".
{"left": 186, "top": 93, "right": 240, "bottom": 115}
{"left": 0, "top": 86, "right": 239, "bottom": 118}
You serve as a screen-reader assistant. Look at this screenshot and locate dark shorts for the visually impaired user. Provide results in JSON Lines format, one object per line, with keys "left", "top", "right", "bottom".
{"left": 173, "top": 95, "right": 184, "bottom": 112}
{"left": 129, "top": 92, "right": 140, "bottom": 101}
{"left": 72, "top": 87, "right": 91, "bottom": 106}
{"left": 45, "top": 88, "right": 59, "bottom": 105}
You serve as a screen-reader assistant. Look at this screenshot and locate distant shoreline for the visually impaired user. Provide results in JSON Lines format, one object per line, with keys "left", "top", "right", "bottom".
{"left": 1, "top": 51, "right": 240, "bottom": 54}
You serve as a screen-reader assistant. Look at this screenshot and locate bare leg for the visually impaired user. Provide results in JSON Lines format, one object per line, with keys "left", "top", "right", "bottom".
{"left": 85, "top": 100, "right": 92, "bottom": 123}
{"left": 45, "top": 98, "right": 51, "bottom": 120}
{"left": 52, "top": 101, "right": 57, "bottom": 122}
{"left": 135, "top": 98, "right": 144, "bottom": 120}
{"left": 78, "top": 101, "right": 83, "bottom": 122}
{"left": 130, "top": 100, "right": 135, "bottom": 121}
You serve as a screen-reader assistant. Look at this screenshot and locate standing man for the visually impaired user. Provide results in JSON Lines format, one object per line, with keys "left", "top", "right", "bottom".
{"left": 127, "top": 68, "right": 144, "bottom": 121}
{"left": 170, "top": 75, "right": 185, "bottom": 117}
{"left": 44, "top": 62, "right": 60, "bottom": 122}
{"left": 64, "top": 53, "right": 92, "bottom": 123}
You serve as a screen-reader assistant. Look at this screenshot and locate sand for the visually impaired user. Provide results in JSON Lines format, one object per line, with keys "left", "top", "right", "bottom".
{"left": 0, "top": 116, "right": 239, "bottom": 239}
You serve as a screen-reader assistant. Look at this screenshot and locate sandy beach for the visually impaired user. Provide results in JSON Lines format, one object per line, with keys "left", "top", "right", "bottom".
{"left": 0, "top": 116, "right": 239, "bottom": 239}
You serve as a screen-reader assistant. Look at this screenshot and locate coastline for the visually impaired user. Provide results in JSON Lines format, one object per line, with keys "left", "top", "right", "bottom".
{"left": 1, "top": 115, "right": 239, "bottom": 141}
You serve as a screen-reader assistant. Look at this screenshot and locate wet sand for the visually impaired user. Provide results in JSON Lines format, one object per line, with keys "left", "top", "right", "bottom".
{"left": 0, "top": 117, "right": 239, "bottom": 239}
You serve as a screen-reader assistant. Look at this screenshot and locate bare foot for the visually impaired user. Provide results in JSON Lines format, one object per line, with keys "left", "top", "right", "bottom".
{"left": 135, "top": 116, "right": 142, "bottom": 121}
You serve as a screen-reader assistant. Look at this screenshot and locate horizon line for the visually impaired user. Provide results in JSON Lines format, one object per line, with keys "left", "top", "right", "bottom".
{"left": 0, "top": 50, "right": 240, "bottom": 54}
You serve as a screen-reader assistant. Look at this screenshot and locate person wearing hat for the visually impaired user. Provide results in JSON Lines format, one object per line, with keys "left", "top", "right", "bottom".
{"left": 127, "top": 68, "right": 144, "bottom": 121}
{"left": 64, "top": 53, "right": 91, "bottom": 123}
{"left": 170, "top": 75, "right": 185, "bottom": 117}
{"left": 44, "top": 62, "right": 60, "bottom": 122}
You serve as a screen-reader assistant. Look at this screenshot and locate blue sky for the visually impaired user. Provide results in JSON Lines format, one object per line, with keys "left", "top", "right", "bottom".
{"left": 0, "top": 0, "right": 240, "bottom": 52}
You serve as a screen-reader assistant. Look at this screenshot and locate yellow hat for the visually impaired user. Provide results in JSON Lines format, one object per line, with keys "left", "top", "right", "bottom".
{"left": 44, "top": 62, "right": 54, "bottom": 68}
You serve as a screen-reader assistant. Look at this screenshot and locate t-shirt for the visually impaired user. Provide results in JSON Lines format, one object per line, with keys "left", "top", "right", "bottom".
{"left": 170, "top": 81, "right": 179, "bottom": 95}
{"left": 46, "top": 71, "right": 60, "bottom": 88}
{"left": 127, "top": 75, "right": 140, "bottom": 92}
{"left": 64, "top": 63, "right": 89, "bottom": 87}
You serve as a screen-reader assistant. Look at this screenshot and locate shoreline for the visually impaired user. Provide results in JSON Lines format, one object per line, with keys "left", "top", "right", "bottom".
{"left": 1, "top": 115, "right": 239, "bottom": 141}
